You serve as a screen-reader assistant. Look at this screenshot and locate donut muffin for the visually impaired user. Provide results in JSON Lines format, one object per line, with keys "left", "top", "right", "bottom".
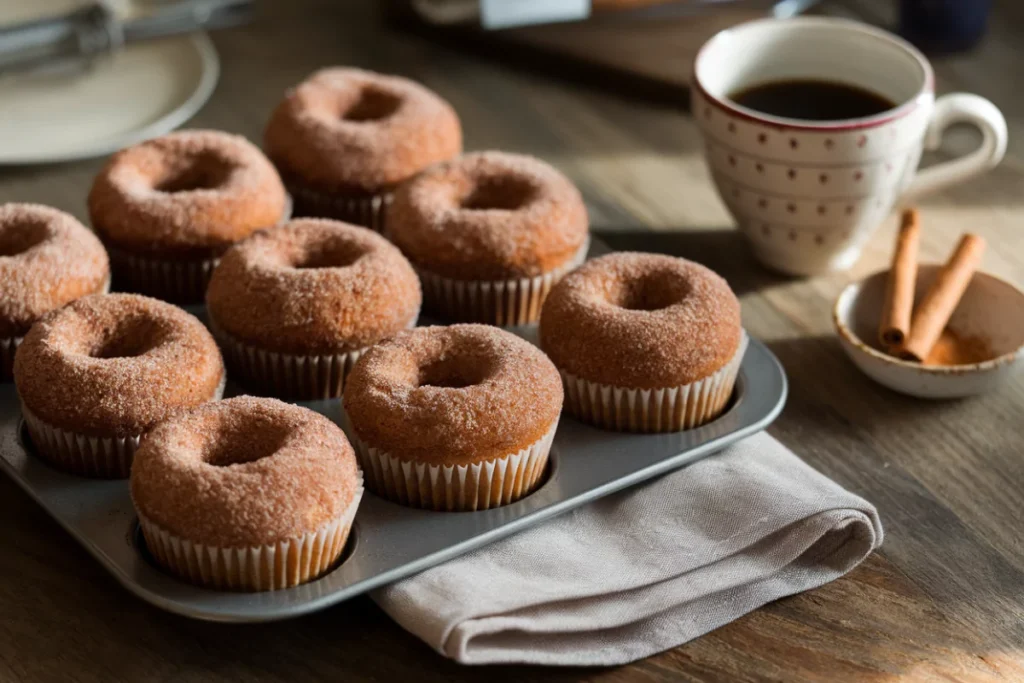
{"left": 14, "top": 294, "right": 225, "bottom": 477}
{"left": 387, "top": 151, "right": 589, "bottom": 326}
{"left": 88, "top": 130, "right": 289, "bottom": 303}
{"left": 343, "top": 324, "right": 562, "bottom": 511}
{"left": 539, "top": 252, "right": 745, "bottom": 432}
{"left": 206, "top": 219, "right": 421, "bottom": 400}
{"left": 264, "top": 68, "right": 461, "bottom": 231}
{"left": 0, "top": 203, "right": 109, "bottom": 380}
{"left": 131, "top": 396, "right": 363, "bottom": 592}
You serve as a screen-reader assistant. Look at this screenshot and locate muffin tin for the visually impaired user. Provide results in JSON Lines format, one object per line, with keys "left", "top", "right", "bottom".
{"left": 0, "top": 246, "right": 788, "bottom": 623}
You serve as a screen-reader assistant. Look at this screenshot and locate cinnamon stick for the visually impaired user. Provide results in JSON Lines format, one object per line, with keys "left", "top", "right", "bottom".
{"left": 899, "top": 233, "right": 987, "bottom": 363}
{"left": 879, "top": 209, "right": 921, "bottom": 349}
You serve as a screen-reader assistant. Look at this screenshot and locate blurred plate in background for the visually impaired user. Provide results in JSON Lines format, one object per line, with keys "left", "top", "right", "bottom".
{"left": 0, "top": 1, "right": 218, "bottom": 165}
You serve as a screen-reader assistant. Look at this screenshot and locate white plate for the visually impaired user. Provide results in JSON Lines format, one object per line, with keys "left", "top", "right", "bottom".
{"left": 0, "top": 7, "right": 219, "bottom": 165}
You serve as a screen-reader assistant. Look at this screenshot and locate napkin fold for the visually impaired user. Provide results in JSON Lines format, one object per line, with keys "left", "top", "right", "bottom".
{"left": 373, "top": 432, "right": 883, "bottom": 666}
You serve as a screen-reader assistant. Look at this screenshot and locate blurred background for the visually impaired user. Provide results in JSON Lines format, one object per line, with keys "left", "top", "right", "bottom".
{"left": 0, "top": 0, "right": 1016, "bottom": 287}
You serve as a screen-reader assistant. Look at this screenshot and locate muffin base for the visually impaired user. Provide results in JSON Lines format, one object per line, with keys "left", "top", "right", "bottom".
{"left": 210, "top": 315, "right": 416, "bottom": 401}
{"left": 417, "top": 239, "right": 589, "bottom": 327}
{"left": 20, "top": 376, "right": 226, "bottom": 479}
{"left": 104, "top": 200, "right": 292, "bottom": 304}
{"left": 287, "top": 181, "right": 391, "bottom": 233}
{"left": 349, "top": 420, "right": 557, "bottom": 512}
{"left": 22, "top": 404, "right": 140, "bottom": 479}
{"left": 561, "top": 332, "right": 748, "bottom": 433}
{"left": 106, "top": 247, "right": 219, "bottom": 304}
{"left": 138, "top": 479, "right": 363, "bottom": 592}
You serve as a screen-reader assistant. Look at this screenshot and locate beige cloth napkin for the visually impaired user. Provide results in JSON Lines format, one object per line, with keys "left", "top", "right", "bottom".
{"left": 373, "top": 432, "right": 883, "bottom": 666}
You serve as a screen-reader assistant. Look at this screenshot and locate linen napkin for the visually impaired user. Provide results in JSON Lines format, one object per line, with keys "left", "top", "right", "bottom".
{"left": 373, "top": 431, "right": 883, "bottom": 666}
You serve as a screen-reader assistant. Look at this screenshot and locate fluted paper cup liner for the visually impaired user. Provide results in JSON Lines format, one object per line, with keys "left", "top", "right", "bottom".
{"left": 288, "top": 182, "right": 391, "bottom": 233}
{"left": 105, "top": 200, "right": 292, "bottom": 303}
{"left": 418, "top": 239, "right": 589, "bottom": 327}
{"left": 349, "top": 420, "right": 557, "bottom": 511}
{"left": 2, "top": 276, "right": 110, "bottom": 381}
{"left": 210, "top": 316, "right": 416, "bottom": 401}
{"left": 138, "top": 479, "right": 363, "bottom": 592}
{"left": 21, "top": 404, "right": 140, "bottom": 479}
{"left": 561, "top": 332, "right": 748, "bottom": 433}
{"left": 107, "top": 248, "right": 218, "bottom": 304}
{"left": 19, "top": 376, "right": 225, "bottom": 479}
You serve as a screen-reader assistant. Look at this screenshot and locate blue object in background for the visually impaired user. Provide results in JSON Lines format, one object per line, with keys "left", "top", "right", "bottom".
{"left": 899, "top": 0, "right": 992, "bottom": 53}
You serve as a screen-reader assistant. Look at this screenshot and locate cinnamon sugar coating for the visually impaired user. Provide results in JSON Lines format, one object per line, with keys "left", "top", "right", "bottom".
{"left": 264, "top": 68, "right": 462, "bottom": 195}
{"left": 343, "top": 325, "right": 562, "bottom": 467}
{"left": 387, "top": 152, "right": 589, "bottom": 280}
{"left": 87, "top": 130, "right": 288, "bottom": 257}
{"left": 206, "top": 219, "right": 421, "bottom": 355}
{"left": 131, "top": 396, "right": 360, "bottom": 548}
{"left": 0, "top": 204, "right": 109, "bottom": 339}
{"left": 14, "top": 294, "right": 225, "bottom": 437}
{"left": 539, "top": 252, "right": 742, "bottom": 389}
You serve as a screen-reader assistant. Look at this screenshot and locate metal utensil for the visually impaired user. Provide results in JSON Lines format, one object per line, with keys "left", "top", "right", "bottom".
{"left": 0, "top": 0, "right": 252, "bottom": 75}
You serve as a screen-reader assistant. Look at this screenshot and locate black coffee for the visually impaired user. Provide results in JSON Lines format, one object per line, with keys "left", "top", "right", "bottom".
{"left": 729, "top": 79, "right": 897, "bottom": 121}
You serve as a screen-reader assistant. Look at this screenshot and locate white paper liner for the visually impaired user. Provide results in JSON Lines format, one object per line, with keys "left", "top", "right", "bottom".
{"left": 1, "top": 276, "right": 110, "bottom": 382}
{"left": 19, "top": 376, "right": 226, "bottom": 479}
{"left": 209, "top": 314, "right": 417, "bottom": 400}
{"left": 21, "top": 403, "right": 140, "bottom": 478}
{"left": 104, "top": 200, "right": 293, "bottom": 303}
{"left": 288, "top": 182, "right": 391, "bottom": 233}
{"left": 561, "top": 332, "right": 748, "bottom": 433}
{"left": 417, "top": 238, "right": 589, "bottom": 327}
{"left": 138, "top": 479, "right": 363, "bottom": 592}
{"left": 350, "top": 419, "right": 557, "bottom": 511}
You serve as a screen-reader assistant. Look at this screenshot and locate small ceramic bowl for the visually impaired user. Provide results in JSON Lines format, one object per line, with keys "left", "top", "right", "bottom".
{"left": 834, "top": 265, "right": 1024, "bottom": 398}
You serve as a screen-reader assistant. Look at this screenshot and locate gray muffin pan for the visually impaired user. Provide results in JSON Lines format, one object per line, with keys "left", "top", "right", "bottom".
{"left": 0, "top": 241, "right": 787, "bottom": 622}
{"left": 0, "top": 334, "right": 785, "bottom": 622}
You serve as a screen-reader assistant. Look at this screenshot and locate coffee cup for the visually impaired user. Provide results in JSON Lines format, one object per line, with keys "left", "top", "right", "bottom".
{"left": 693, "top": 17, "right": 1007, "bottom": 276}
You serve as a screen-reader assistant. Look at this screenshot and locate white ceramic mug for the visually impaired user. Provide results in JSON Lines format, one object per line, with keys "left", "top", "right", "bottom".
{"left": 693, "top": 17, "right": 1008, "bottom": 276}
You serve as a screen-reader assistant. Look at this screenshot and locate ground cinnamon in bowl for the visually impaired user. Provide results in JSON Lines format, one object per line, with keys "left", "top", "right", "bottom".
{"left": 923, "top": 329, "right": 994, "bottom": 367}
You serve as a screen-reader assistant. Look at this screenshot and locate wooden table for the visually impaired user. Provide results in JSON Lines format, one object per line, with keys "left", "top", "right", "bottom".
{"left": 1, "top": 1, "right": 1022, "bottom": 681}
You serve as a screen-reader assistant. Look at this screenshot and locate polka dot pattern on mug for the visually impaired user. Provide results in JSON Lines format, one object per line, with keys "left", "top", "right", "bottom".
{"left": 693, "top": 83, "right": 935, "bottom": 274}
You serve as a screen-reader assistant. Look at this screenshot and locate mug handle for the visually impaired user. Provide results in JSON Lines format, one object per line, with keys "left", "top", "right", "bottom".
{"left": 902, "top": 93, "right": 1008, "bottom": 201}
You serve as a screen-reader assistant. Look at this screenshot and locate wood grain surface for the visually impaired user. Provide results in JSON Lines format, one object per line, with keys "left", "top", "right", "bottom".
{"left": 1, "top": 0, "right": 1023, "bottom": 681}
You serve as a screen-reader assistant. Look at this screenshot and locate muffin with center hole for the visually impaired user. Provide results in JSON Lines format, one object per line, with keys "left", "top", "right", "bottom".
{"left": 206, "top": 218, "right": 421, "bottom": 400}
{"left": 131, "top": 396, "right": 363, "bottom": 592}
{"left": 14, "top": 293, "right": 225, "bottom": 477}
{"left": 539, "top": 252, "right": 745, "bottom": 432}
{"left": 343, "top": 324, "right": 562, "bottom": 511}
{"left": 264, "top": 67, "right": 462, "bottom": 231}
{"left": 88, "top": 130, "right": 289, "bottom": 303}
{"left": 386, "top": 151, "right": 589, "bottom": 326}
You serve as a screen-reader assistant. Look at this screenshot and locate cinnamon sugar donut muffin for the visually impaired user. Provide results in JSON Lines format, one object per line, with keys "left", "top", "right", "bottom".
{"left": 88, "top": 130, "right": 290, "bottom": 303}
{"left": 206, "top": 219, "right": 421, "bottom": 400}
{"left": 131, "top": 396, "right": 363, "bottom": 592}
{"left": 264, "top": 68, "right": 462, "bottom": 231}
{"left": 343, "top": 324, "right": 562, "bottom": 511}
{"left": 14, "top": 294, "right": 225, "bottom": 478}
{"left": 0, "top": 204, "right": 109, "bottom": 380}
{"left": 387, "top": 152, "right": 589, "bottom": 326}
{"left": 539, "top": 252, "right": 745, "bottom": 432}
